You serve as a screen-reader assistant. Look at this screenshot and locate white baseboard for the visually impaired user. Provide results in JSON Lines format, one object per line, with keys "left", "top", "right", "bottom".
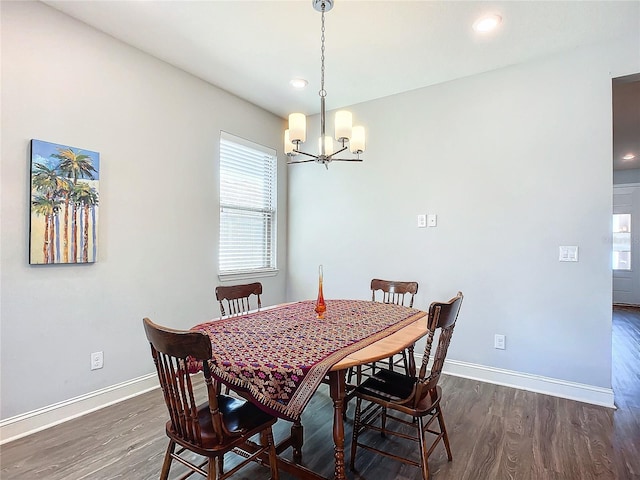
{"left": 416, "top": 355, "right": 615, "bottom": 409}
{"left": 1, "top": 359, "right": 616, "bottom": 445}
{"left": 0, "top": 373, "right": 159, "bottom": 445}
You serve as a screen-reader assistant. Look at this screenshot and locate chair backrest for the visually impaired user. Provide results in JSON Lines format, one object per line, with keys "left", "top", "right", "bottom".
{"left": 371, "top": 279, "right": 419, "bottom": 307}
{"left": 216, "top": 282, "right": 263, "bottom": 318}
{"left": 143, "top": 317, "right": 224, "bottom": 446}
{"left": 414, "top": 292, "right": 464, "bottom": 405}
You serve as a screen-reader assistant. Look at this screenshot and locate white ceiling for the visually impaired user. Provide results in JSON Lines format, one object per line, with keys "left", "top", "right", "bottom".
{"left": 42, "top": 0, "right": 640, "bottom": 169}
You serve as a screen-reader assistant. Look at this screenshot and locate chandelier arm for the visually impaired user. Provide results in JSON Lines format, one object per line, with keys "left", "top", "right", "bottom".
{"left": 293, "top": 149, "right": 320, "bottom": 159}
{"left": 327, "top": 145, "right": 348, "bottom": 157}
{"left": 287, "top": 159, "right": 316, "bottom": 164}
{"left": 328, "top": 158, "right": 364, "bottom": 162}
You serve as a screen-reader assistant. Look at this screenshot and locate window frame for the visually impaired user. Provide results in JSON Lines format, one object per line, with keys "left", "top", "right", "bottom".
{"left": 218, "top": 131, "right": 278, "bottom": 281}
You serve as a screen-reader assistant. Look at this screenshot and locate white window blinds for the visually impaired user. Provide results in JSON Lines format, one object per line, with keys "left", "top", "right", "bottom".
{"left": 219, "top": 132, "right": 277, "bottom": 277}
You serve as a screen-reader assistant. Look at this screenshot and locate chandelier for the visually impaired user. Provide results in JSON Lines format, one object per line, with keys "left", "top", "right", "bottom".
{"left": 285, "top": 0, "right": 365, "bottom": 169}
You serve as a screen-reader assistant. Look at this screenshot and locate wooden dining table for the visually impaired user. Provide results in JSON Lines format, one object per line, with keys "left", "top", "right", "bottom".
{"left": 190, "top": 299, "right": 428, "bottom": 480}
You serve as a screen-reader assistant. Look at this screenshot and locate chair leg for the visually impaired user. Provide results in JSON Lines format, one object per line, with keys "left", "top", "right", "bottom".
{"left": 214, "top": 455, "right": 223, "bottom": 480}
{"left": 416, "top": 416, "right": 430, "bottom": 480}
{"left": 291, "top": 420, "right": 304, "bottom": 464}
{"left": 401, "top": 349, "right": 409, "bottom": 374}
{"left": 350, "top": 397, "right": 362, "bottom": 471}
{"left": 381, "top": 406, "right": 387, "bottom": 437}
{"left": 269, "top": 430, "right": 280, "bottom": 480}
{"left": 343, "top": 397, "right": 349, "bottom": 421}
{"left": 262, "top": 428, "right": 280, "bottom": 480}
{"left": 348, "top": 365, "right": 362, "bottom": 384}
{"left": 160, "top": 440, "right": 175, "bottom": 480}
{"left": 208, "top": 457, "right": 217, "bottom": 480}
{"left": 437, "top": 406, "right": 453, "bottom": 461}
{"left": 406, "top": 344, "right": 416, "bottom": 377}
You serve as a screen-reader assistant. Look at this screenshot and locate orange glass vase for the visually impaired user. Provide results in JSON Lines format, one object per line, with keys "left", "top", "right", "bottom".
{"left": 315, "top": 265, "right": 326, "bottom": 319}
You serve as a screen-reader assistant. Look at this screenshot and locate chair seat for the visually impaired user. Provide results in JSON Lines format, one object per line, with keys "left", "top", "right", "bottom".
{"left": 355, "top": 368, "right": 416, "bottom": 403}
{"left": 355, "top": 364, "right": 445, "bottom": 415}
{"left": 167, "top": 394, "right": 276, "bottom": 450}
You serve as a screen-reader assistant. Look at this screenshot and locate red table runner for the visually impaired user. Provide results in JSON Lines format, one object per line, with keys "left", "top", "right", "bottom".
{"left": 190, "top": 299, "right": 423, "bottom": 421}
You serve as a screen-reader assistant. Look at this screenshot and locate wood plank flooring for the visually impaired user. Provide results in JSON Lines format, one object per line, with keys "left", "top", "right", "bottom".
{"left": 1, "top": 308, "right": 638, "bottom": 479}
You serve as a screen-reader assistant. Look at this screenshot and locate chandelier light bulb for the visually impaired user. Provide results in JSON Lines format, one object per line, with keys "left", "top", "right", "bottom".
{"left": 335, "top": 111, "right": 353, "bottom": 141}
{"left": 319, "top": 136, "right": 334, "bottom": 156}
{"left": 284, "top": 129, "right": 296, "bottom": 155}
{"left": 350, "top": 126, "right": 365, "bottom": 154}
{"left": 288, "top": 113, "right": 306, "bottom": 143}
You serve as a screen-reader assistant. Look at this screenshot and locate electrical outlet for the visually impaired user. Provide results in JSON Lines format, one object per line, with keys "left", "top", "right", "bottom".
{"left": 91, "top": 351, "right": 104, "bottom": 370}
{"left": 417, "top": 214, "right": 427, "bottom": 228}
{"left": 494, "top": 334, "right": 505, "bottom": 350}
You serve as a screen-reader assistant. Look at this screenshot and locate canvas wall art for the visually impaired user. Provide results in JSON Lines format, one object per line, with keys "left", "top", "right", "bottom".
{"left": 30, "top": 139, "right": 100, "bottom": 264}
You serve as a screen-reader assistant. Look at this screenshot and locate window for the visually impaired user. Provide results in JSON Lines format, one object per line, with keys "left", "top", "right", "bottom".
{"left": 612, "top": 213, "right": 631, "bottom": 270}
{"left": 219, "top": 132, "right": 277, "bottom": 278}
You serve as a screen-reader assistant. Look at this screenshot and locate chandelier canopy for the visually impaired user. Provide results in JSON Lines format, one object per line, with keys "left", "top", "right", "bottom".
{"left": 285, "top": 0, "right": 366, "bottom": 169}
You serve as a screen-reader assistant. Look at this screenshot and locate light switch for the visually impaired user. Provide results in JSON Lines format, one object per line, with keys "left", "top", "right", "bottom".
{"left": 427, "top": 214, "right": 437, "bottom": 227}
{"left": 559, "top": 246, "right": 578, "bottom": 262}
{"left": 417, "top": 214, "right": 426, "bottom": 228}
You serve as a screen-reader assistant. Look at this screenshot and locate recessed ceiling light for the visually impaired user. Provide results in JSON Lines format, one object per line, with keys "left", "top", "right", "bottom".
{"left": 622, "top": 153, "right": 636, "bottom": 160}
{"left": 473, "top": 14, "right": 502, "bottom": 33}
{"left": 290, "top": 78, "right": 308, "bottom": 89}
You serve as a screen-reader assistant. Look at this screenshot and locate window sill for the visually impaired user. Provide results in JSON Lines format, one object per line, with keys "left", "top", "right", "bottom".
{"left": 218, "top": 269, "right": 279, "bottom": 282}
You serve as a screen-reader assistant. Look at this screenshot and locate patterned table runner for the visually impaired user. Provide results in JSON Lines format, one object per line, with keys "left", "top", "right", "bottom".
{"left": 191, "top": 299, "right": 424, "bottom": 421}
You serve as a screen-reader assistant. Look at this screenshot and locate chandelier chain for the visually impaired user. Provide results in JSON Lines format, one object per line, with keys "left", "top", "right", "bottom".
{"left": 320, "top": 8, "right": 326, "bottom": 98}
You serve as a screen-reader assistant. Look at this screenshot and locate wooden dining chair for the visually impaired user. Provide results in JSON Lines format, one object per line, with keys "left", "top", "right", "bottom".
{"left": 143, "top": 317, "right": 279, "bottom": 480}
{"left": 214, "top": 282, "right": 263, "bottom": 394}
{"left": 372, "top": 279, "right": 419, "bottom": 372}
{"left": 216, "top": 282, "right": 262, "bottom": 318}
{"left": 349, "top": 279, "right": 419, "bottom": 384}
{"left": 350, "top": 292, "right": 463, "bottom": 480}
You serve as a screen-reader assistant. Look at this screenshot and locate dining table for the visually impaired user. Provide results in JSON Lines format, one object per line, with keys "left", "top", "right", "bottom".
{"left": 190, "top": 299, "right": 428, "bottom": 480}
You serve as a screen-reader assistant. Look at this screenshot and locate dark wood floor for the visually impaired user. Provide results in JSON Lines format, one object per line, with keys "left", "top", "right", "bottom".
{"left": 2, "top": 308, "right": 639, "bottom": 480}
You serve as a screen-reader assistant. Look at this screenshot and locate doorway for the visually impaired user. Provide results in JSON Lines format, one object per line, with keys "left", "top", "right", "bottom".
{"left": 612, "top": 75, "right": 640, "bottom": 306}
{"left": 612, "top": 75, "right": 640, "bottom": 412}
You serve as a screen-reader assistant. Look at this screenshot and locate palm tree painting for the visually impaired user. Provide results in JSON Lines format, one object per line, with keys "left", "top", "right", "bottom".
{"left": 29, "top": 139, "right": 100, "bottom": 264}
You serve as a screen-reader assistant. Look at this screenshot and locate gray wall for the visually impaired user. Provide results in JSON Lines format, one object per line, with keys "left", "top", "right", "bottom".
{"left": 0, "top": 1, "right": 288, "bottom": 419}
{"left": 287, "top": 36, "right": 639, "bottom": 390}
